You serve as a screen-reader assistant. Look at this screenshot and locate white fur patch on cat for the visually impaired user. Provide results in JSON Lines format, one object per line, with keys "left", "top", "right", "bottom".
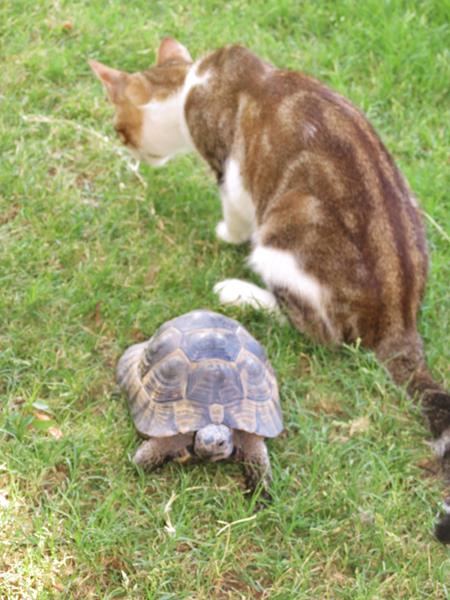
{"left": 216, "top": 221, "right": 240, "bottom": 243}
{"left": 140, "top": 62, "right": 210, "bottom": 165}
{"left": 213, "top": 279, "right": 279, "bottom": 312}
{"left": 180, "top": 62, "right": 211, "bottom": 149}
{"left": 140, "top": 93, "right": 189, "bottom": 165}
{"left": 248, "top": 245, "right": 331, "bottom": 326}
{"left": 222, "top": 160, "right": 255, "bottom": 222}
{"left": 217, "top": 158, "right": 255, "bottom": 243}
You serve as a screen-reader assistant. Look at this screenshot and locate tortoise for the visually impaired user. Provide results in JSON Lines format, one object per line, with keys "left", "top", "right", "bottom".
{"left": 117, "top": 309, "right": 282, "bottom": 496}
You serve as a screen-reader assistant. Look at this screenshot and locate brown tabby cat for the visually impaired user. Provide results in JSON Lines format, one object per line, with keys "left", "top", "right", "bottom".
{"left": 89, "top": 38, "right": 450, "bottom": 542}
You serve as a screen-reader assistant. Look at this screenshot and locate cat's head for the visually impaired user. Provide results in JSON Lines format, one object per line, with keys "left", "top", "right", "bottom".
{"left": 89, "top": 38, "right": 193, "bottom": 166}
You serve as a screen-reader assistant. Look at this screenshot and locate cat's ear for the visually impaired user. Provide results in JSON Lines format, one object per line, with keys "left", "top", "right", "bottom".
{"left": 156, "top": 37, "right": 192, "bottom": 65}
{"left": 89, "top": 60, "right": 128, "bottom": 103}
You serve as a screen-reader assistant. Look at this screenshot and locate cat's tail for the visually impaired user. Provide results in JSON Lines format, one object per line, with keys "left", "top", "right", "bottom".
{"left": 376, "top": 329, "right": 450, "bottom": 543}
{"left": 376, "top": 330, "right": 450, "bottom": 439}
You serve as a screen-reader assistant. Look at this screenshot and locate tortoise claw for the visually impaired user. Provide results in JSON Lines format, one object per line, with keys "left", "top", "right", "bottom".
{"left": 173, "top": 447, "right": 193, "bottom": 465}
{"left": 243, "top": 470, "right": 272, "bottom": 509}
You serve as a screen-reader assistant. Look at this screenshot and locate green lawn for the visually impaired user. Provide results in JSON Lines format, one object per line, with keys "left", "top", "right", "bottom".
{"left": 1, "top": 0, "right": 449, "bottom": 597}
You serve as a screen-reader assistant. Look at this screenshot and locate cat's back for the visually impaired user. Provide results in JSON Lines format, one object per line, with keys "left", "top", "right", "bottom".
{"left": 192, "top": 45, "right": 428, "bottom": 285}
{"left": 217, "top": 47, "right": 429, "bottom": 339}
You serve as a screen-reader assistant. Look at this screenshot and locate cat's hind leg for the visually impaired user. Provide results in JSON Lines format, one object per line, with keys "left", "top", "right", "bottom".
{"left": 248, "top": 244, "right": 338, "bottom": 345}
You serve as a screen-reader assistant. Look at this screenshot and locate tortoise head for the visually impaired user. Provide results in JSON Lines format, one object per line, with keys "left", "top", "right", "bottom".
{"left": 194, "top": 425, "right": 234, "bottom": 462}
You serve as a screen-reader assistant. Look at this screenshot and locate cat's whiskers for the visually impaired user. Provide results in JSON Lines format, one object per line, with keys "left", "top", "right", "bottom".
{"left": 22, "top": 113, "right": 148, "bottom": 188}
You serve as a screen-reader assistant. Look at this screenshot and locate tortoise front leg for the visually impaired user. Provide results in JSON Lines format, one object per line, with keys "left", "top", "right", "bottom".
{"left": 133, "top": 433, "right": 193, "bottom": 471}
{"left": 234, "top": 431, "right": 272, "bottom": 501}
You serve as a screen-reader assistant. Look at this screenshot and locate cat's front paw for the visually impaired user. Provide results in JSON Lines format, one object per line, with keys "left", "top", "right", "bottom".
{"left": 213, "top": 279, "right": 281, "bottom": 314}
{"left": 215, "top": 221, "right": 246, "bottom": 244}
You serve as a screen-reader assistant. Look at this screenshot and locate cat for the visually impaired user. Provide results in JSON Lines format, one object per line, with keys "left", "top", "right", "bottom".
{"left": 89, "top": 37, "right": 450, "bottom": 542}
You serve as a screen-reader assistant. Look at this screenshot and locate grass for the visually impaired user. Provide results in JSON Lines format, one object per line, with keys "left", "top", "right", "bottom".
{"left": 0, "top": 0, "right": 449, "bottom": 597}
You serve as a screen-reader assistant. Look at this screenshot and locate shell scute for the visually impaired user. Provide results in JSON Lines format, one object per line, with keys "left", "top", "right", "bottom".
{"left": 237, "top": 351, "right": 274, "bottom": 403}
{"left": 141, "top": 327, "right": 182, "bottom": 375}
{"left": 181, "top": 329, "right": 241, "bottom": 362}
{"left": 143, "top": 351, "right": 190, "bottom": 403}
{"left": 186, "top": 362, "right": 244, "bottom": 405}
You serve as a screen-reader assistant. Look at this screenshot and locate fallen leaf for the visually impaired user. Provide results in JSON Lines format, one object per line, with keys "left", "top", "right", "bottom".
{"left": 48, "top": 427, "right": 63, "bottom": 440}
{"left": 313, "top": 397, "right": 344, "bottom": 416}
{"left": 349, "top": 416, "right": 370, "bottom": 437}
{"left": 329, "top": 571, "right": 348, "bottom": 585}
{"left": 35, "top": 412, "right": 52, "bottom": 422}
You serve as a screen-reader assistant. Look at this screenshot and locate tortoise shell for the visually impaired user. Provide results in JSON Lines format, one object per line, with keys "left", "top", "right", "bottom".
{"left": 117, "top": 310, "right": 282, "bottom": 438}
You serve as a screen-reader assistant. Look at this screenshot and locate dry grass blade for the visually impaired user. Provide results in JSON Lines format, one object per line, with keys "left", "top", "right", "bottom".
{"left": 216, "top": 514, "right": 257, "bottom": 536}
{"left": 163, "top": 491, "right": 178, "bottom": 535}
{"left": 21, "top": 114, "right": 147, "bottom": 188}
{"left": 423, "top": 211, "right": 450, "bottom": 243}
